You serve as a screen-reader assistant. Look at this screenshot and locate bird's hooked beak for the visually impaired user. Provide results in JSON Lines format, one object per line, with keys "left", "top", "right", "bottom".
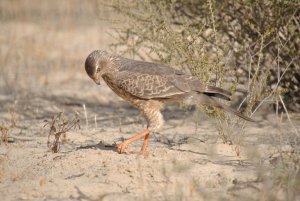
{"left": 94, "top": 79, "right": 101, "bottom": 85}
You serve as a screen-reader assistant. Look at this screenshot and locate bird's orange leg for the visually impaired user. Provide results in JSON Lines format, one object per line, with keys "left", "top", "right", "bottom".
{"left": 117, "top": 129, "right": 150, "bottom": 155}
{"left": 141, "top": 132, "right": 150, "bottom": 156}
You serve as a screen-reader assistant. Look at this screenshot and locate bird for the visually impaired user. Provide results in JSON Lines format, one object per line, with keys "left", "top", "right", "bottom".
{"left": 85, "top": 50, "right": 255, "bottom": 156}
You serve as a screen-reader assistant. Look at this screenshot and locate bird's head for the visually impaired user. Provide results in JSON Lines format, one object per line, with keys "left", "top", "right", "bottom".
{"left": 85, "top": 50, "right": 113, "bottom": 85}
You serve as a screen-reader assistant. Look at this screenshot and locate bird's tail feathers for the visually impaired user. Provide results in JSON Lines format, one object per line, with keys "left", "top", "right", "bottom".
{"left": 216, "top": 101, "right": 256, "bottom": 122}
{"left": 203, "top": 85, "right": 232, "bottom": 101}
{"left": 184, "top": 93, "right": 256, "bottom": 122}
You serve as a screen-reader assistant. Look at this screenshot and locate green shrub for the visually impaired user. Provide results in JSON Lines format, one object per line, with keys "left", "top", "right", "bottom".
{"left": 102, "top": 1, "right": 300, "bottom": 200}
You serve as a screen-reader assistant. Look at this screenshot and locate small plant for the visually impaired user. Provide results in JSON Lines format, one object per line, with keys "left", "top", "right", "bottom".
{"left": 0, "top": 125, "right": 9, "bottom": 144}
{"left": 44, "top": 112, "right": 80, "bottom": 153}
{"left": 0, "top": 111, "right": 17, "bottom": 144}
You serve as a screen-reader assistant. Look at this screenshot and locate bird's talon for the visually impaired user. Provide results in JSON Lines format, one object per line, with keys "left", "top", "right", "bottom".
{"left": 116, "top": 142, "right": 130, "bottom": 154}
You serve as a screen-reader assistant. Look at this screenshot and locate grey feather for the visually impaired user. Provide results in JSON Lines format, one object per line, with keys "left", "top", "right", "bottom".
{"left": 183, "top": 92, "right": 256, "bottom": 122}
{"left": 115, "top": 56, "right": 232, "bottom": 101}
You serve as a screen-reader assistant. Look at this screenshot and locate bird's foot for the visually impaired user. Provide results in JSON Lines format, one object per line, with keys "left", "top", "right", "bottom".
{"left": 116, "top": 142, "right": 130, "bottom": 154}
{"left": 116, "top": 129, "right": 150, "bottom": 155}
{"left": 139, "top": 149, "right": 149, "bottom": 158}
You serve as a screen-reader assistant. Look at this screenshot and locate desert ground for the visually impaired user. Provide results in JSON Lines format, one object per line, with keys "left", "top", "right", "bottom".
{"left": 0, "top": 1, "right": 299, "bottom": 201}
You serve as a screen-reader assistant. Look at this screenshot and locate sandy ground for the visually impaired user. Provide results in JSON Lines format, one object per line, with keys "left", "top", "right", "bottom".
{"left": 1, "top": 75, "right": 299, "bottom": 201}
{"left": 0, "top": 10, "right": 299, "bottom": 201}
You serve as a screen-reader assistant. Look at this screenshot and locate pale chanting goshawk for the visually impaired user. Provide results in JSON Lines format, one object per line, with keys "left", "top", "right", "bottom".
{"left": 85, "top": 50, "right": 255, "bottom": 156}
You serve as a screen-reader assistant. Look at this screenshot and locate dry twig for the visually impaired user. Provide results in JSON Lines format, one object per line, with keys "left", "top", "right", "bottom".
{"left": 0, "top": 111, "right": 17, "bottom": 144}
{"left": 44, "top": 112, "right": 80, "bottom": 153}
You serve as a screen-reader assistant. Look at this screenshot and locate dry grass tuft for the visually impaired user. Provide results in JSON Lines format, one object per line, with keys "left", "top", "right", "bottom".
{"left": 0, "top": 111, "right": 17, "bottom": 144}
{"left": 0, "top": 125, "right": 9, "bottom": 144}
{"left": 44, "top": 112, "right": 80, "bottom": 153}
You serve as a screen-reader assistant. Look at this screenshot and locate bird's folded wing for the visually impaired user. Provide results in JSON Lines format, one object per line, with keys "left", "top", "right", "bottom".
{"left": 116, "top": 70, "right": 189, "bottom": 99}
{"left": 115, "top": 58, "right": 192, "bottom": 99}
{"left": 115, "top": 58, "right": 231, "bottom": 101}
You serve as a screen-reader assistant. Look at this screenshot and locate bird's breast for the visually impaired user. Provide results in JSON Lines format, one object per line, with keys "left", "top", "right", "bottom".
{"left": 102, "top": 75, "right": 165, "bottom": 131}
{"left": 102, "top": 75, "right": 141, "bottom": 106}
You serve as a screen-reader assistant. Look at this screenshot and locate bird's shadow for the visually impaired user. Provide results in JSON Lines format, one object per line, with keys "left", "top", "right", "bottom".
{"left": 168, "top": 147, "right": 207, "bottom": 156}
{"left": 76, "top": 140, "right": 118, "bottom": 152}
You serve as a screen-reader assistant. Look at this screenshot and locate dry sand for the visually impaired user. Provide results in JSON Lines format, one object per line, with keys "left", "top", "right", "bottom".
{"left": 2, "top": 83, "right": 296, "bottom": 201}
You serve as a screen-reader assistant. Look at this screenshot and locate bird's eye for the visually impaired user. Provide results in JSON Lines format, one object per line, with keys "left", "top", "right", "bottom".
{"left": 96, "top": 68, "right": 100, "bottom": 73}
